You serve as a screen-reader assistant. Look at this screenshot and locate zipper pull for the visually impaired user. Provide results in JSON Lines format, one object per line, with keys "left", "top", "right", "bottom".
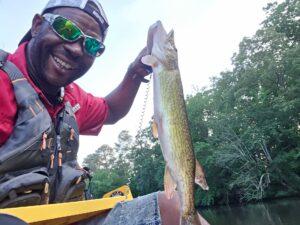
{"left": 58, "top": 152, "right": 63, "bottom": 181}
{"left": 69, "top": 128, "right": 75, "bottom": 141}
{"left": 44, "top": 182, "right": 49, "bottom": 204}
{"left": 58, "top": 152, "right": 63, "bottom": 167}
{"left": 50, "top": 153, "right": 54, "bottom": 169}
{"left": 40, "top": 132, "right": 47, "bottom": 150}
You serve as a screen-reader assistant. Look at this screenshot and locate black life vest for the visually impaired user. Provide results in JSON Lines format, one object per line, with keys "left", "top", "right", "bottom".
{"left": 0, "top": 49, "right": 88, "bottom": 208}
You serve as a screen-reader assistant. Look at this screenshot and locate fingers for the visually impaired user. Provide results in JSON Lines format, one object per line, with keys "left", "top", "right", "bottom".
{"left": 135, "top": 47, "right": 152, "bottom": 74}
{"left": 128, "top": 47, "right": 153, "bottom": 82}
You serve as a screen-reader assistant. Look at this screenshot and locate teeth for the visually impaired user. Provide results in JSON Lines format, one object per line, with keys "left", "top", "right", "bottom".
{"left": 53, "top": 56, "right": 73, "bottom": 70}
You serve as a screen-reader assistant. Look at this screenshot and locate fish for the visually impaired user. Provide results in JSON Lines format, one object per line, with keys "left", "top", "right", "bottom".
{"left": 142, "top": 21, "right": 209, "bottom": 225}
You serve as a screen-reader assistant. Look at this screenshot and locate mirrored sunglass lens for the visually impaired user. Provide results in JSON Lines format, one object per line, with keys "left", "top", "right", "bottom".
{"left": 85, "top": 37, "right": 105, "bottom": 56}
{"left": 53, "top": 17, "right": 81, "bottom": 41}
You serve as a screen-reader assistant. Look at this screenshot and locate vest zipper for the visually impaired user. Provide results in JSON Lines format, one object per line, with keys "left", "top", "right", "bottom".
{"left": 49, "top": 113, "right": 64, "bottom": 202}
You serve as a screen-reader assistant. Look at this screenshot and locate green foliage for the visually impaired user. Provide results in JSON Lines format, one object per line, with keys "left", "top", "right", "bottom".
{"left": 82, "top": 144, "right": 115, "bottom": 171}
{"left": 90, "top": 169, "right": 126, "bottom": 198}
{"left": 271, "top": 148, "right": 300, "bottom": 193}
{"left": 129, "top": 127, "right": 165, "bottom": 196}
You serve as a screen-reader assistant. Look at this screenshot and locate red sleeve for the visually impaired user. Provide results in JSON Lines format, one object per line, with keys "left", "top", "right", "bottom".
{"left": 65, "top": 83, "right": 108, "bottom": 136}
{"left": 0, "top": 70, "right": 17, "bottom": 145}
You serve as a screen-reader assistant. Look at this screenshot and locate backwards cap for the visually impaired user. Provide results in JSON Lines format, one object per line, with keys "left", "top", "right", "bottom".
{"left": 19, "top": 0, "right": 109, "bottom": 45}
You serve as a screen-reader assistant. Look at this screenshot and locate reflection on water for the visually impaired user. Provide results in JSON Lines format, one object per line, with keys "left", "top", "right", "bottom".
{"left": 201, "top": 198, "right": 300, "bottom": 225}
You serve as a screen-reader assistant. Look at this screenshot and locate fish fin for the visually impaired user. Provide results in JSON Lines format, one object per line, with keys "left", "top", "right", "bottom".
{"left": 197, "top": 211, "right": 210, "bottom": 225}
{"left": 141, "top": 55, "right": 158, "bottom": 67}
{"left": 151, "top": 119, "right": 159, "bottom": 138}
{"left": 164, "top": 165, "right": 176, "bottom": 199}
{"left": 195, "top": 159, "right": 209, "bottom": 191}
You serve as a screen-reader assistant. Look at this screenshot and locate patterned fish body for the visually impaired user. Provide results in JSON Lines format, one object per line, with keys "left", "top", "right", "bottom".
{"left": 142, "top": 21, "right": 209, "bottom": 225}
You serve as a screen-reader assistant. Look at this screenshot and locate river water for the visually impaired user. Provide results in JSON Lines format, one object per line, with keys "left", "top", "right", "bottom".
{"left": 201, "top": 198, "right": 300, "bottom": 225}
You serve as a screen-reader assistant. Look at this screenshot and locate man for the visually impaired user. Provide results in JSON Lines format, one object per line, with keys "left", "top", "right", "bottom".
{"left": 0, "top": 0, "right": 209, "bottom": 224}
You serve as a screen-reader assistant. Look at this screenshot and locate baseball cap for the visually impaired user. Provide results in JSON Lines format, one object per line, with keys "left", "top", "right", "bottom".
{"left": 19, "top": 0, "right": 109, "bottom": 45}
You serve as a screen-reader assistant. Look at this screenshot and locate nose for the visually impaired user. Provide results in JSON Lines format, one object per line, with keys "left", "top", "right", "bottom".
{"left": 64, "top": 39, "right": 84, "bottom": 58}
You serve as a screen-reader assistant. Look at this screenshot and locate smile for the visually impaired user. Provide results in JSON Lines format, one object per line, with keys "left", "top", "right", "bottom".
{"left": 53, "top": 56, "right": 73, "bottom": 70}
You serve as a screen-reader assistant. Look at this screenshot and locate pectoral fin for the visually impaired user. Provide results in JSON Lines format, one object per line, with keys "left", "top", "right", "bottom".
{"left": 195, "top": 159, "right": 209, "bottom": 191}
{"left": 164, "top": 165, "right": 176, "bottom": 199}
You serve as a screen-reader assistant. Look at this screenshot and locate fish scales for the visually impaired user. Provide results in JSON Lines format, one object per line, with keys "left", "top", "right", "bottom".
{"left": 142, "top": 21, "right": 209, "bottom": 225}
{"left": 155, "top": 69, "right": 196, "bottom": 216}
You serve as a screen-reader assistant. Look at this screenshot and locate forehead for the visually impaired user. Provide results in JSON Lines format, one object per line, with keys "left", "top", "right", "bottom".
{"left": 51, "top": 7, "right": 102, "bottom": 40}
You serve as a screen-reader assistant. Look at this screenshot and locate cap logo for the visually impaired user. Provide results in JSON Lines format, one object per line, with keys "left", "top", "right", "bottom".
{"left": 92, "top": 10, "right": 105, "bottom": 24}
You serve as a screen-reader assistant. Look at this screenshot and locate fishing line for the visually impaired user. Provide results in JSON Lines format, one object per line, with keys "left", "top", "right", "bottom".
{"left": 137, "top": 74, "right": 152, "bottom": 135}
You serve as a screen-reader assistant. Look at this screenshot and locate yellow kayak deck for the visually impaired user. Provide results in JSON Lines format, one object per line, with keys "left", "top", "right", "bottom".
{"left": 0, "top": 185, "right": 133, "bottom": 225}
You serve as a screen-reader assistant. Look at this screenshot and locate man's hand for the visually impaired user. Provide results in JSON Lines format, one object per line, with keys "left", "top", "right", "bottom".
{"left": 104, "top": 47, "right": 153, "bottom": 124}
{"left": 127, "top": 47, "right": 152, "bottom": 83}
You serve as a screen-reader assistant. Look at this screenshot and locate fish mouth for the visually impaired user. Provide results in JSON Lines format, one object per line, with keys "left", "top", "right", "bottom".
{"left": 147, "top": 21, "right": 168, "bottom": 54}
{"left": 145, "top": 21, "right": 178, "bottom": 70}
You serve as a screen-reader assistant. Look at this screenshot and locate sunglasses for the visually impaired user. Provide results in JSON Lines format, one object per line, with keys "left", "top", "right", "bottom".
{"left": 43, "top": 13, "right": 105, "bottom": 57}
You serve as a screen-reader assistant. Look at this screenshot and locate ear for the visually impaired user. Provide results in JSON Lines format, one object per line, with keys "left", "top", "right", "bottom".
{"left": 31, "top": 14, "right": 44, "bottom": 38}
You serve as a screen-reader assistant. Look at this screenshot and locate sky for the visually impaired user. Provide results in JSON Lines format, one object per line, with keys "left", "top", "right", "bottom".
{"left": 0, "top": 0, "right": 276, "bottom": 163}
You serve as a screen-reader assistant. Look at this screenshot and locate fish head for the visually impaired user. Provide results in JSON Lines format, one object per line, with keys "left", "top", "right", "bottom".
{"left": 145, "top": 21, "right": 178, "bottom": 70}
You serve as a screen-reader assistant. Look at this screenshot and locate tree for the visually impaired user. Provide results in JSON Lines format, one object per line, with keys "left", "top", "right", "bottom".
{"left": 129, "top": 126, "right": 165, "bottom": 196}
{"left": 82, "top": 144, "right": 115, "bottom": 171}
{"left": 113, "top": 130, "right": 133, "bottom": 181}
{"left": 90, "top": 169, "right": 125, "bottom": 198}
{"left": 203, "top": 0, "right": 300, "bottom": 203}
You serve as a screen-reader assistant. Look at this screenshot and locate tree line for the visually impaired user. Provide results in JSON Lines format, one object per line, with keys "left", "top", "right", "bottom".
{"left": 83, "top": 0, "right": 300, "bottom": 207}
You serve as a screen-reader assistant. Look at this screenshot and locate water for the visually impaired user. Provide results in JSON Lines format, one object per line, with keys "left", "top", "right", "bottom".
{"left": 201, "top": 198, "right": 300, "bottom": 225}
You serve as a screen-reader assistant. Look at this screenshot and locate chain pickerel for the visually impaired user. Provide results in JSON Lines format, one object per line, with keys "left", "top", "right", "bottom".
{"left": 142, "top": 21, "right": 209, "bottom": 225}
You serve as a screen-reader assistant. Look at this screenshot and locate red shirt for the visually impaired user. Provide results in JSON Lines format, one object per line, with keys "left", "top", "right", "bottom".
{"left": 0, "top": 43, "right": 108, "bottom": 145}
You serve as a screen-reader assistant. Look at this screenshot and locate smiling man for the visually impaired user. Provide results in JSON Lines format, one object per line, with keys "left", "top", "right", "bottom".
{"left": 0, "top": 0, "right": 209, "bottom": 224}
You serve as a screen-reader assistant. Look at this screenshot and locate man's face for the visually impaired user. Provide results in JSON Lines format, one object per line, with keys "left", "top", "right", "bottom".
{"left": 28, "top": 7, "right": 103, "bottom": 94}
